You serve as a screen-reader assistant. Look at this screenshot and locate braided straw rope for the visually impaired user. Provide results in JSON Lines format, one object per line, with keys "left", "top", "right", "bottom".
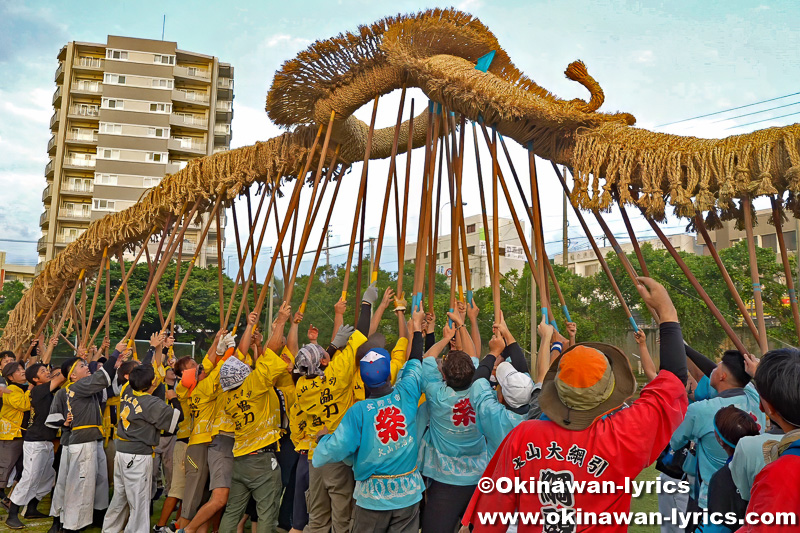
{"left": 3, "top": 7, "right": 799, "bottom": 349}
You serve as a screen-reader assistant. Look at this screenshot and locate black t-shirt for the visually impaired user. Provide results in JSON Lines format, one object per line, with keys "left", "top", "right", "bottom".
{"left": 26, "top": 383, "right": 57, "bottom": 442}
{"left": 707, "top": 463, "right": 748, "bottom": 522}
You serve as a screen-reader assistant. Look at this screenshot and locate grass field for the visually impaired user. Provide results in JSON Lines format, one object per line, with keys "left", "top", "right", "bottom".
{"left": 4, "top": 466, "right": 663, "bottom": 532}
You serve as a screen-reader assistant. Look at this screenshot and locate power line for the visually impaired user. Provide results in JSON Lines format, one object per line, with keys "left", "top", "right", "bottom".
{"left": 656, "top": 91, "right": 800, "bottom": 128}
{"left": 726, "top": 110, "right": 800, "bottom": 130}
{"left": 712, "top": 100, "right": 800, "bottom": 124}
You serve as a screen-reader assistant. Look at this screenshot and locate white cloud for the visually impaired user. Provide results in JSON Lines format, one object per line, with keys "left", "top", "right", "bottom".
{"left": 458, "top": 0, "right": 484, "bottom": 12}
{"left": 635, "top": 50, "right": 654, "bottom": 64}
{"left": 264, "top": 34, "right": 311, "bottom": 48}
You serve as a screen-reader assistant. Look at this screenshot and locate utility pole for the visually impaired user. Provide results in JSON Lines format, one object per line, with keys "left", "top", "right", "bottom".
{"left": 326, "top": 225, "right": 331, "bottom": 269}
{"left": 562, "top": 166, "right": 568, "bottom": 267}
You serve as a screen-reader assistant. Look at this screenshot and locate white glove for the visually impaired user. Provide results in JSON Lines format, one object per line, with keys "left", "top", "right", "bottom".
{"left": 216, "top": 333, "right": 236, "bottom": 355}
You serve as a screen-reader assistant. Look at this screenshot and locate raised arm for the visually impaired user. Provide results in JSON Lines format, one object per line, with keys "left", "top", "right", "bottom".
{"left": 287, "top": 311, "right": 303, "bottom": 356}
{"left": 495, "top": 312, "right": 527, "bottom": 373}
{"left": 566, "top": 321, "right": 577, "bottom": 348}
{"left": 634, "top": 330, "right": 657, "bottom": 381}
{"left": 635, "top": 277, "right": 687, "bottom": 384}
{"left": 369, "top": 287, "right": 395, "bottom": 336}
{"left": 466, "top": 300, "right": 482, "bottom": 357}
{"left": 331, "top": 298, "right": 346, "bottom": 345}
{"left": 425, "top": 312, "right": 436, "bottom": 351}
{"left": 357, "top": 282, "right": 378, "bottom": 337}
{"left": 536, "top": 317, "right": 554, "bottom": 384}
{"left": 266, "top": 302, "right": 291, "bottom": 354}
{"left": 238, "top": 312, "right": 259, "bottom": 356}
{"left": 408, "top": 308, "right": 425, "bottom": 362}
{"left": 473, "top": 332, "right": 505, "bottom": 382}
{"left": 684, "top": 343, "right": 716, "bottom": 378}
{"left": 41, "top": 336, "right": 59, "bottom": 365}
{"left": 425, "top": 315, "right": 457, "bottom": 359}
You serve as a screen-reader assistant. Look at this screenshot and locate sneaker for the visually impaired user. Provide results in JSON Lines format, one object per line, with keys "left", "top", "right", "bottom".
{"left": 153, "top": 526, "right": 175, "bottom": 533}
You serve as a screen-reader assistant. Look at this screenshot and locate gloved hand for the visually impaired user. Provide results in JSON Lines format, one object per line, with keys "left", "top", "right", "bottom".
{"left": 362, "top": 281, "right": 379, "bottom": 306}
{"left": 216, "top": 333, "right": 236, "bottom": 356}
{"left": 332, "top": 325, "right": 355, "bottom": 349}
{"left": 393, "top": 294, "right": 407, "bottom": 313}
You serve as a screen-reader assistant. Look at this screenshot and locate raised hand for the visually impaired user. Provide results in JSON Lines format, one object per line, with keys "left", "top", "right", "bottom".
{"left": 466, "top": 300, "right": 480, "bottom": 320}
{"left": 334, "top": 298, "right": 347, "bottom": 316}
{"left": 307, "top": 324, "right": 319, "bottom": 342}
{"left": 635, "top": 277, "right": 678, "bottom": 323}
{"left": 293, "top": 311, "right": 304, "bottom": 324}
{"left": 566, "top": 321, "right": 577, "bottom": 340}
{"left": 634, "top": 330, "right": 646, "bottom": 345}
{"left": 362, "top": 281, "right": 379, "bottom": 305}
{"left": 332, "top": 325, "right": 355, "bottom": 349}
{"left": 247, "top": 311, "right": 259, "bottom": 326}
{"left": 277, "top": 302, "right": 292, "bottom": 323}
{"left": 380, "top": 287, "right": 395, "bottom": 308}
{"left": 488, "top": 332, "right": 505, "bottom": 355}
{"left": 743, "top": 352, "right": 760, "bottom": 377}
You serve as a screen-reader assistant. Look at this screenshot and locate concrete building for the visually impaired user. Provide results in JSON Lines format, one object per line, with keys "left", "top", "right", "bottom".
{"left": 405, "top": 214, "right": 530, "bottom": 288}
{"left": 39, "top": 36, "right": 233, "bottom": 271}
{"left": 707, "top": 207, "right": 799, "bottom": 258}
{"left": 552, "top": 234, "right": 703, "bottom": 277}
{"left": 0, "top": 252, "right": 36, "bottom": 288}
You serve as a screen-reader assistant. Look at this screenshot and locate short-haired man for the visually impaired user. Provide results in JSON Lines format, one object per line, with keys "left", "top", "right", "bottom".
{"left": 103, "top": 364, "right": 182, "bottom": 532}
{"left": 5, "top": 364, "right": 65, "bottom": 529}
{"left": 0, "top": 361, "right": 29, "bottom": 508}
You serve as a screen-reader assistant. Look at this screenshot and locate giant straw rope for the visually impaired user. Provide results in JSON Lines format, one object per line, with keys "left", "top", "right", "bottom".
{"left": 3, "top": 8, "right": 800, "bottom": 351}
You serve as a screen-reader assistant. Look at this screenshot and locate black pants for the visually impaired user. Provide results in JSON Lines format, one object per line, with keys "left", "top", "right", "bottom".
{"left": 352, "top": 502, "right": 420, "bottom": 533}
{"left": 421, "top": 480, "right": 476, "bottom": 533}
{"left": 292, "top": 452, "right": 310, "bottom": 530}
{"left": 276, "top": 433, "right": 299, "bottom": 529}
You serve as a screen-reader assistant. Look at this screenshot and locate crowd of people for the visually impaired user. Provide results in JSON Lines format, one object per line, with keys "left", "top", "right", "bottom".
{"left": 0, "top": 276, "right": 798, "bottom": 532}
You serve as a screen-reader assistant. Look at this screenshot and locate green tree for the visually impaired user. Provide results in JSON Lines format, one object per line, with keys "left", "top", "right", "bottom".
{"left": 0, "top": 280, "right": 26, "bottom": 331}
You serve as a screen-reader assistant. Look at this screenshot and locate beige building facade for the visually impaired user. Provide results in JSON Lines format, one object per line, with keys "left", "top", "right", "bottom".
{"left": 0, "top": 252, "right": 36, "bottom": 288}
{"left": 707, "top": 208, "right": 798, "bottom": 258}
{"left": 39, "top": 36, "right": 233, "bottom": 271}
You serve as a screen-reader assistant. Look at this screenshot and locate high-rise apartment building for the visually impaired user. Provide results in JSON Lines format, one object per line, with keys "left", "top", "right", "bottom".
{"left": 38, "top": 36, "right": 233, "bottom": 270}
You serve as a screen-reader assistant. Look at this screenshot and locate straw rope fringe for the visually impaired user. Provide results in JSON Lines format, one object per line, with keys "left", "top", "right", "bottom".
{"left": 3, "top": 7, "right": 800, "bottom": 350}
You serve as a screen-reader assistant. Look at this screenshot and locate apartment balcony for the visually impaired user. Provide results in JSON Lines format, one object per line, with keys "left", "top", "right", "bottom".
{"left": 47, "top": 135, "right": 57, "bottom": 155}
{"left": 55, "top": 233, "right": 83, "bottom": 246}
{"left": 73, "top": 56, "right": 103, "bottom": 71}
{"left": 54, "top": 62, "right": 64, "bottom": 83}
{"left": 42, "top": 185, "right": 52, "bottom": 202}
{"left": 68, "top": 104, "right": 100, "bottom": 120}
{"left": 172, "top": 88, "right": 209, "bottom": 106}
{"left": 213, "top": 146, "right": 228, "bottom": 155}
{"left": 40, "top": 210, "right": 50, "bottom": 227}
{"left": 65, "top": 130, "right": 98, "bottom": 146}
{"left": 37, "top": 236, "right": 47, "bottom": 253}
{"left": 58, "top": 208, "right": 92, "bottom": 222}
{"left": 50, "top": 111, "right": 60, "bottom": 130}
{"left": 214, "top": 123, "right": 231, "bottom": 135}
{"left": 165, "top": 161, "right": 188, "bottom": 174}
{"left": 217, "top": 77, "right": 233, "bottom": 97}
{"left": 60, "top": 181, "right": 94, "bottom": 196}
{"left": 52, "top": 86, "right": 62, "bottom": 107}
{"left": 215, "top": 99, "right": 233, "bottom": 120}
{"left": 174, "top": 65, "right": 211, "bottom": 82}
{"left": 71, "top": 80, "right": 102, "bottom": 95}
{"left": 169, "top": 113, "right": 208, "bottom": 130}
{"left": 45, "top": 160, "right": 54, "bottom": 177}
{"left": 168, "top": 137, "right": 206, "bottom": 155}
{"left": 62, "top": 155, "right": 96, "bottom": 170}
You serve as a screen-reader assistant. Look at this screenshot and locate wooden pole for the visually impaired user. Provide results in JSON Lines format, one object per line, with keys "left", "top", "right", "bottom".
{"left": 104, "top": 250, "right": 110, "bottom": 350}
{"left": 429, "top": 142, "right": 444, "bottom": 312}
{"left": 300, "top": 162, "right": 346, "bottom": 313}
{"left": 455, "top": 116, "right": 472, "bottom": 300}
{"left": 117, "top": 249, "right": 133, "bottom": 327}
{"left": 82, "top": 247, "right": 108, "bottom": 347}
{"left": 742, "top": 196, "right": 769, "bottom": 353}
{"left": 77, "top": 274, "right": 87, "bottom": 345}
{"left": 216, "top": 207, "right": 225, "bottom": 327}
{"left": 272, "top": 194, "right": 289, "bottom": 282}
{"left": 551, "top": 163, "right": 639, "bottom": 332}
{"left": 162, "top": 197, "right": 225, "bottom": 332}
{"left": 411, "top": 105, "right": 434, "bottom": 310}
{"left": 491, "top": 126, "right": 502, "bottom": 322}
{"left": 771, "top": 196, "right": 800, "bottom": 345}
{"left": 285, "top": 110, "right": 338, "bottom": 305}
{"left": 355, "top": 183, "right": 368, "bottom": 322}
{"left": 694, "top": 212, "right": 759, "bottom": 341}
{"left": 640, "top": 207, "right": 748, "bottom": 354}
{"left": 252, "top": 125, "right": 325, "bottom": 318}
{"left": 372, "top": 87, "right": 407, "bottom": 282}
{"left": 42, "top": 269, "right": 86, "bottom": 362}
{"left": 342, "top": 97, "right": 380, "bottom": 302}
{"left": 20, "top": 284, "right": 70, "bottom": 359}
{"left": 472, "top": 122, "right": 494, "bottom": 280}
{"left": 396, "top": 100, "right": 415, "bottom": 300}
{"left": 442, "top": 116, "right": 459, "bottom": 311}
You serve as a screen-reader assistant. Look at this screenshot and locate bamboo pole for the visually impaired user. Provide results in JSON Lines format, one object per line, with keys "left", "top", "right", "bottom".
{"left": 491, "top": 126, "right": 502, "bottom": 322}
{"left": 77, "top": 274, "right": 87, "bottom": 345}
{"left": 771, "top": 197, "right": 800, "bottom": 345}
{"left": 410, "top": 105, "right": 435, "bottom": 310}
{"left": 342, "top": 97, "right": 380, "bottom": 302}
{"left": 300, "top": 163, "right": 346, "bottom": 313}
{"left": 372, "top": 87, "right": 407, "bottom": 282}
{"left": 693, "top": 212, "right": 759, "bottom": 341}
{"left": 442, "top": 116, "right": 459, "bottom": 311}
{"left": 396, "top": 100, "right": 415, "bottom": 300}
{"left": 285, "top": 110, "right": 338, "bottom": 305}
{"left": 117, "top": 249, "right": 133, "bottom": 327}
{"left": 742, "top": 196, "right": 769, "bottom": 353}
{"left": 455, "top": 117, "right": 472, "bottom": 300}
{"left": 472, "top": 122, "right": 494, "bottom": 279}
{"left": 272, "top": 193, "right": 289, "bottom": 283}
{"left": 252, "top": 125, "right": 325, "bottom": 318}
{"left": 42, "top": 269, "right": 86, "bottom": 362}
{"left": 551, "top": 163, "right": 639, "bottom": 332}
{"left": 640, "top": 207, "right": 748, "bottom": 354}
{"left": 88, "top": 236, "right": 154, "bottom": 347}
{"left": 162, "top": 197, "right": 225, "bottom": 332}
{"left": 422, "top": 109, "right": 442, "bottom": 313}
{"left": 103, "top": 250, "right": 110, "bottom": 351}
{"left": 429, "top": 142, "right": 445, "bottom": 312}
{"left": 82, "top": 247, "right": 108, "bottom": 347}
{"left": 144, "top": 246, "right": 166, "bottom": 330}
{"left": 355, "top": 186, "right": 369, "bottom": 322}
{"left": 20, "top": 284, "right": 69, "bottom": 359}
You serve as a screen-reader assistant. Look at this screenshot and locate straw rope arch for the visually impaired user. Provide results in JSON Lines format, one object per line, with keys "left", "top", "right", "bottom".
{"left": 3, "top": 7, "right": 799, "bottom": 352}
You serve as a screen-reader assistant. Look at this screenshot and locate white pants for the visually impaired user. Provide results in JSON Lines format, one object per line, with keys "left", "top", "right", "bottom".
{"left": 658, "top": 473, "right": 689, "bottom": 533}
{"left": 50, "top": 444, "right": 70, "bottom": 518}
{"left": 102, "top": 452, "right": 154, "bottom": 533}
{"left": 10, "top": 441, "right": 55, "bottom": 506}
{"left": 63, "top": 440, "right": 109, "bottom": 530}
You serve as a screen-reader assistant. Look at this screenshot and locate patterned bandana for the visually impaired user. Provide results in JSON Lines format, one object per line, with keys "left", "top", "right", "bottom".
{"left": 220, "top": 356, "right": 251, "bottom": 391}
{"left": 295, "top": 344, "right": 327, "bottom": 377}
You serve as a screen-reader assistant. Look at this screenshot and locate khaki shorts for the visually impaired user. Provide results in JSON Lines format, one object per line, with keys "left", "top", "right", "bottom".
{"left": 181, "top": 443, "right": 209, "bottom": 520}
{"left": 168, "top": 439, "right": 188, "bottom": 500}
{"left": 208, "top": 434, "right": 234, "bottom": 491}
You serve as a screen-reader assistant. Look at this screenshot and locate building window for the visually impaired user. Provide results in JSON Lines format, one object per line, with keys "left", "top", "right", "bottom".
{"left": 93, "top": 199, "right": 115, "bottom": 211}
{"left": 153, "top": 54, "right": 175, "bottom": 65}
{"left": 106, "top": 49, "right": 128, "bottom": 60}
{"left": 95, "top": 173, "right": 118, "bottom": 185}
{"left": 99, "top": 149, "right": 120, "bottom": 160}
{"left": 146, "top": 152, "right": 166, "bottom": 162}
{"left": 785, "top": 231, "right": 797, "bottom": 252}
{"left": 761, "top": 233, "right": 778, "bottom": 253}
{"left": 143, "top": 177, "right": 161, "bottom": 188}
{"left": 100, "top": 123, "right": 122, "bottom": 134}
{"left": 467, "top": 223, "right": 476, "bottom": 233}
{"left": 147, "top": 127, "right": 168, "bottom": 138}
{"left": 151, "top": 78, "right": 173, "bottom": 89}
{"left": 443, "top": 251, "right": 449, "bottom": 259}
{"left": 102, "top": 98, "right": 124, "bottom": 109}
{"left": 149, "top": 103, "right": 171, "bottom": 113}
{"left": 468, "top": 245, "right": 475, "bottom": 254}
{"left": 103, "top": 73, "right": 126, "bottom": 85}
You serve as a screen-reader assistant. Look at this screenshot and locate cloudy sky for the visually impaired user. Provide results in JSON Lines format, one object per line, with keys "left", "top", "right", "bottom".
{"left": 1, "top": 0, "right": 799, "bottom": 279}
